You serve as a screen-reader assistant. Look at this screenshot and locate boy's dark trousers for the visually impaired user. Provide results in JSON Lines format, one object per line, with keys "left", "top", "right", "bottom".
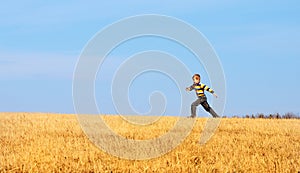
{"left": 191, "top": 96, "right": 219, "bottom": 118}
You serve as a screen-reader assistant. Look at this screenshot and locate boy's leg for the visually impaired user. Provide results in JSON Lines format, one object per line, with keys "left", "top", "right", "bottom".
{"left": 200, "top": 100, "right": 220, "bottom": 118}
{"left": 209, "top": 108, "right": 220, "bottom": 118}
{"left": 191, "top": 98, "right": 201, "bottom": 117}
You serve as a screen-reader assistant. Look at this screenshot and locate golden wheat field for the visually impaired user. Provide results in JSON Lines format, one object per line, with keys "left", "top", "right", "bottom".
{"left": 0, "top": 113, "right": 300, "bottom": 172}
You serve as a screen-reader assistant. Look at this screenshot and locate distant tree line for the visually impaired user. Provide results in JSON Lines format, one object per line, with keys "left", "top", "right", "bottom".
{"left": 222, "top": 112, "right": 300, "bottom": 119}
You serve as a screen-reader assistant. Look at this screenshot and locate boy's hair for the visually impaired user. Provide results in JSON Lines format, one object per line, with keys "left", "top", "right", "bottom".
{"left": 192, "top": 74, "right": 201, "bottom": 80}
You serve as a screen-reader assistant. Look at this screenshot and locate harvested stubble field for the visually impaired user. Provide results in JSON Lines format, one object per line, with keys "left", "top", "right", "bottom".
{"left": 0, "top": 113, "right": 299, "bottom": 172}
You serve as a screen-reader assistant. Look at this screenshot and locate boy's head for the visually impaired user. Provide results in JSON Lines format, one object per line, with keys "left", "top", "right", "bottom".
{"left": 192, "top": 74, "right": 201, "bottom": 84}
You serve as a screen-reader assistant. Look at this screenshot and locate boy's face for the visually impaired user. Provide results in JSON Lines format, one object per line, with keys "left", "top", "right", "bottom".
{"left": 193, "top": 76, "right": 200, "bottom": 84}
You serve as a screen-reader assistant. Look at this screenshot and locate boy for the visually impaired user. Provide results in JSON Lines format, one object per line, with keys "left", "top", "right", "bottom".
{"left": 186, "top": 74, "right": 220, "bottom": 118}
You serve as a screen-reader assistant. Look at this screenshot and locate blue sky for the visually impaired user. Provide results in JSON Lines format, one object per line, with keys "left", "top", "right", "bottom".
{"left": 0, "top": 0, "right": 299, "bottom": 116}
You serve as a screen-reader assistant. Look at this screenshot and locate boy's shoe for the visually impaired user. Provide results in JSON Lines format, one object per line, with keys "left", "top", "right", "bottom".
{"left": 212, "top": 115, "right": 220, "bottom": 118}
{"left": 187, "top": 115, "right": 196, "bottom": 118}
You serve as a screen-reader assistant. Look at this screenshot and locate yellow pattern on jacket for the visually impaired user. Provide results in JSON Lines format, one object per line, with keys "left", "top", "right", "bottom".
{"left": 189, "top": 83, "right": 214, "bottom": 97}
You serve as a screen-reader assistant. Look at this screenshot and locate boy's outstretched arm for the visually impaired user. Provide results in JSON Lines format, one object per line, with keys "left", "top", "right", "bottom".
{"left": 213, "top": 93, "right": 218, "bottom": 98}
{"left": 204, "top": 84, "right": 218, "bottom": 98}
{"left": 186, "top": 85, "right": 193, "bottom": 91}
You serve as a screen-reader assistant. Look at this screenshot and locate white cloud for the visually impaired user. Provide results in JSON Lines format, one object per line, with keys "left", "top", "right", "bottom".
{"left": 0, "top": 0, "right": 241, "bottom": 27}
{"left": 0, "top": 51, "right": 77, "bottom": 80}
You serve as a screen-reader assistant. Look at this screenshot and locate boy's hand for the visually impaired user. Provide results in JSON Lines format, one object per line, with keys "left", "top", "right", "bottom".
{"left": 186, "top": 87, "right": 191, "bottom": 91}
{"left": 213, "top": 93, "right": 218, "bottom": 98}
